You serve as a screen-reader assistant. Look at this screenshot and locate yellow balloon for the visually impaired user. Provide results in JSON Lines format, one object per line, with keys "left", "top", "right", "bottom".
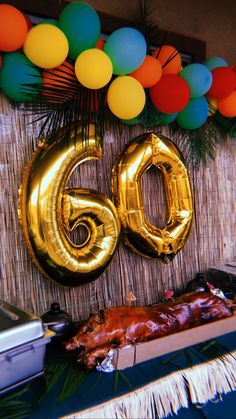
{"left": 107, "top": 76, "right": 146, "bottom": 119}
{"left": 75, "top": 49, "right": 113, "bottom": 89}
{"left": 18, "top": 123, "right": 120, "bottom": 287}
{"left": 112, "top": 132, "right": 193, "bottom": 261}
{"left": 23, "top": 24, "right": 69, "bottom": 69}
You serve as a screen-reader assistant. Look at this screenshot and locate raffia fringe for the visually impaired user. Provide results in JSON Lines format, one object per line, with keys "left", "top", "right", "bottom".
{"left": 61, "top": 351, "right": 236, "bottom": 419}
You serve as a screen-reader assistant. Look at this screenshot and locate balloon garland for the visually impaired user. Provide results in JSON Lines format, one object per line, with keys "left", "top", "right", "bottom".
{"left": 0, "top": 2, "right": 235, "bottom": 146}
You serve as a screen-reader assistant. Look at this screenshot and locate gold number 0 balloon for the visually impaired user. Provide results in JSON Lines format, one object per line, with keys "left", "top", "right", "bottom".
{"left": 18, "top": 124, "right": 120, "bottom": 286}
{"left": 112, "top": 132, "right": 193, "bottom": 261}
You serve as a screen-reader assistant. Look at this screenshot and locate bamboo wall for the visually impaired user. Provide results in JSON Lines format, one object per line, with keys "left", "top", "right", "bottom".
{"left": 0, "top": 93, "right": 235, "bottom": 320}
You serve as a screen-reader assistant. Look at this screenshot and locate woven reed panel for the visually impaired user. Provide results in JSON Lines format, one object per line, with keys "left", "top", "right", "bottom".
{"left": 0, "top": 93, "right": 235, "bottom": 320}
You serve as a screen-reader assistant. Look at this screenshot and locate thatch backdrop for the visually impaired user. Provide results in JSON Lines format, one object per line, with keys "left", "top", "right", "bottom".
{"left": 0, "top": 92, "right": 235, "bottom": 320}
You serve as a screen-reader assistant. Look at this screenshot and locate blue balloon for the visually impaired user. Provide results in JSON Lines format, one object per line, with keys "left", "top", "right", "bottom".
{"left": 1, "top": 52, "right": 41, "bottom": 102}
{"left": 104, "top": 27, "right": 147, "bottom": 75}
{"left": 180, "top": 64, "right": 212, "bottom": 98}
{"left": 59, "top": 2, "right": 101, "bottom": 60}
{"left": 204, "top": 57, "right": 228, "bottom": 71}
{"left": 177, "top": 97, "right": 208, "bottom": 130}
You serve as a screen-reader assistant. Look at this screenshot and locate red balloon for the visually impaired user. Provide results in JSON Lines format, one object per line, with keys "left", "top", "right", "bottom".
{"left": 207, "top": 67, "right": 236, "bottom": 99}
{"left": 149, "top": 74, "right": 190, "bottom": 113}
{"left": 230, "top": 64, "right": 236, "bottom": 75}
{"left": 95, "top": 37, "right": 104, "bottom": 50}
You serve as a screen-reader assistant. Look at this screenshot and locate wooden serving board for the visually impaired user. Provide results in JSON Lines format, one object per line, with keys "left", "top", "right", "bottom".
{"left": 112, "top": 314, "right": 236, "bottom": 370}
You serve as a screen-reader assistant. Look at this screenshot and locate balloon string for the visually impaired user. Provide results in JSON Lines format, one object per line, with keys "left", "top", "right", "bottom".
{"left": 90, "top": 280, "right": 97, "bottom": 305}
{"left": 162, "top": 259, "right": 171, "bottom": 297}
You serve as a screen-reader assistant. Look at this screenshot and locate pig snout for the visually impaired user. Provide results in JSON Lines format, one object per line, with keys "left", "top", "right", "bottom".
{"left": 64, "top": 336, "right": 85, "bottom": 352}
{"left": 65, "top": 341, "right": 78, "bottom": 351}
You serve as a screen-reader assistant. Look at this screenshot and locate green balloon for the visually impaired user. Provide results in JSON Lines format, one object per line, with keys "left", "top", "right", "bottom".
{"left": 1, "top": 52, "right": 41, "bottom": 102}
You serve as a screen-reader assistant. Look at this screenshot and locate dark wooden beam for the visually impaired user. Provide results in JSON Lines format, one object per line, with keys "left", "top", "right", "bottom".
{"left": 2, "top": 0, "right": 205, "bottom": 61}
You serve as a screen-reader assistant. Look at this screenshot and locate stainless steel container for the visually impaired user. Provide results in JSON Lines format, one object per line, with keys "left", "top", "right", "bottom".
{"left": 0, "top": 300, "right": 54, "bottom": 394}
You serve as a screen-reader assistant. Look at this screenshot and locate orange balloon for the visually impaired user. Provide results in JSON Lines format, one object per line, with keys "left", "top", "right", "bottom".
{"left": 218, "top": 90, "right": 236, "bottom": 117}
{"left": 95, "top": 38, "right": 105, "bottom": 50}
{"left": 0, "top": 4, "right": 28, "bottom": 51}
{"left": 152, "top": 45, "right": 182, "bottom": 74}
{"left": 42, "top": 61, "right": 79, "bottom": 103}
{"left": 130, "top": 55, "right": 162, "bottom": 88}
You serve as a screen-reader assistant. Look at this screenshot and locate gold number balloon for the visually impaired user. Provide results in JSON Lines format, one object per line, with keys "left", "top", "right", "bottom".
{"left": 18, "top": 124, "right": 120, "bottom": 286}
{"left": 112, "top": 132, "right": 193, "bottom": 261}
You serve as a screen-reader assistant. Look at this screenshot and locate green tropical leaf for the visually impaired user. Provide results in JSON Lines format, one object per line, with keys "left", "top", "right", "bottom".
{"left": 183, "top": 349, "right": 193, "bottom": 367}
{"left": 136, "top": 0, "right": 163, "bottom": 49}
{"left": 138, "top": 94, "right": 163, "bottom": 128}
{"left": 56, "top": 363, "right": 87, "bottom": 404}
{"left": 170, "top": 118, "right": 225, "bottom": 167}
{"left": 0, "top": 398, "right": 32, "bottom": 419}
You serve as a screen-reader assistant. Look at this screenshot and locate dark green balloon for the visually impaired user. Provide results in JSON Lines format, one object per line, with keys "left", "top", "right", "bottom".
{"left": 121, "top": 116, "right": 140, "bottom": 126}
{"left": 159, "top": 112, "right": 178, "bottom": 125}
{"left": 1, "top": 52, "right": 41, "bottom": 102}
{"left": 59, "top": 2, "right": 101, "bottom": 61}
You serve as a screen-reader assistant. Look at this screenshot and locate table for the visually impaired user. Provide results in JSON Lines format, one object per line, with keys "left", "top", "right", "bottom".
{"left": 1, "top": 331, "right": 236, "bottom": 419}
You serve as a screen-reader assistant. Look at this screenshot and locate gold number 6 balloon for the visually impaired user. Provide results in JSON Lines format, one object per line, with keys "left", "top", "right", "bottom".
{"left": 112, "top": 132, "right": 193, "bottom": 261}
{"left": 18, "top": 124, "right": 120, "bottom": 286}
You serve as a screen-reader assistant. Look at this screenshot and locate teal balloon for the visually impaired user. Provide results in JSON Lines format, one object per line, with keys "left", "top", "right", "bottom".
{"left": 180, "top": 64, "right": 212, "bottom": 98}
{"left": 177, "top": 97, "right": 208, "bottom": 130}
{"left": 104, "top": 27, "right": 147, "bottom": 75}
{"left": 59, "top": 2, "right": 101, "bottom": 61}
{"left": 1, "top": 52, "right": 41, "bottom": 102}
{"left": 204, "top": 57, "right": 228, "bottom": 71}
{"left": 160, "top": 112, "right": 178, "bottom": 125}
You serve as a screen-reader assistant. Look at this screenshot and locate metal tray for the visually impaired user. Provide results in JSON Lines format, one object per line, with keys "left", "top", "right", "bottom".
{"left": 0, "top": 300, "right": 44, "bottom": 354}
{"left": 0, "top": 329, "right": 54, "bottom": 393}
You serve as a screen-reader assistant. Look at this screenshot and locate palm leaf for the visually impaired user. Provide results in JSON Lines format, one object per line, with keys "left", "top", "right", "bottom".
{"left": 22, "top": 74, "right": 107, "bottom": 145}
{"left": 213, "top": 112, "right": 236, "bottom": 138}
{"left": 0, "top": 395, "right": 32, "bottom": 419}
{"left": 136, "top": 0, "right": 163, "bottom": 50}
{"left": 114, "top": 370, "right": 133, "bottom": 393}
{"left": 56, "top": 363, "right": 87, "bottom": 404}
{"left": 138, "top": 93, "right": 163, "bottom": 127}
{"left": 88, "top": 373, "right": 103, "bottom": 395}
{"left": 170, "top": 119, "right": 223, "bottom": 167}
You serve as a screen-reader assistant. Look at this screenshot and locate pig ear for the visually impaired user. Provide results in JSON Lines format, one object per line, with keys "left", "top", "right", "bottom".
{"left": 93, "top": 310, "right": 105, "bottom": 324}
